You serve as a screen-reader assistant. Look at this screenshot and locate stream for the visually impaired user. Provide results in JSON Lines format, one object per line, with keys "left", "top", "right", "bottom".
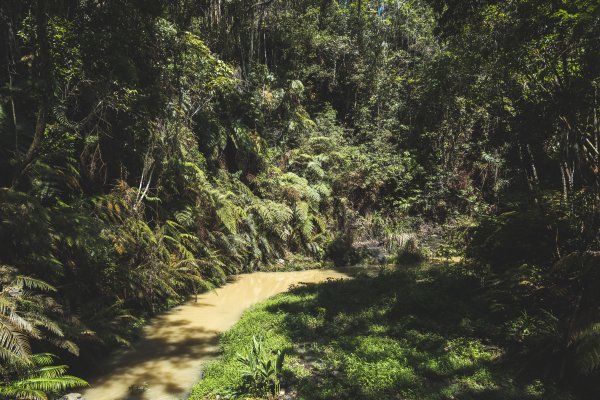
{"left": 81, "top": 269, "right": 348, "bottom": 400}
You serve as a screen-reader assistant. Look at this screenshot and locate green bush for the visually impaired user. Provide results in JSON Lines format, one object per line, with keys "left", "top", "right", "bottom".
{"left": 394, "top": 236, "right": 425, "bottom": 265}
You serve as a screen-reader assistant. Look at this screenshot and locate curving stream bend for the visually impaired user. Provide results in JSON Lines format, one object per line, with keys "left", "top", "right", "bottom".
{"left": 81, "top": 269, "right": 348, "bottom": 400}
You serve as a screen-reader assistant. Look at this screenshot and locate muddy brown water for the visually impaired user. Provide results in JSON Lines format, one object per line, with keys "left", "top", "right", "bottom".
{"left": 81, "top": 269, "right": 348, "bottom": 400}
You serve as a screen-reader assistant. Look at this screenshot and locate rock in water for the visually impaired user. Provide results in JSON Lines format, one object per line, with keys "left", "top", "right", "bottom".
{"left": 59, "top": 394, "right": 84, "bottom": 400}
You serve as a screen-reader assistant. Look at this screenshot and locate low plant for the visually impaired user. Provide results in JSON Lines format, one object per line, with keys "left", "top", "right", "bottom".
{"left": 236, "top": 335, "right": 285, "bottom": 397}
{"left": 394, "top": 235, "right": 425, "bottom": 265}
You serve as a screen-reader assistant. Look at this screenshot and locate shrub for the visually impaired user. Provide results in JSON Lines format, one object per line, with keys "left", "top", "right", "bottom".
{"left": 394, "top": 235, "right": 425, "bottom": 265}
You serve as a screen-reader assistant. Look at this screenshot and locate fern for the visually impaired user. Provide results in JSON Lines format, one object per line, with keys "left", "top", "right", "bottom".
{"left": 1, "top": 272, "right": 86, "bottom": 399}
{"left": 575, "top": 324, "right": 600, "bottom": 374}
{"left": 552, "top": 251, "right": 600, "bottom": 375}
{"left": 0, "top": 353, "right": 88, "bottom": 400}
{"left": 1, "top": 269, "right": 78, "bottom": 369}
{"left": 215, "top": 200, "right": 246, "bottom": 234}
{"left": 306, "top": 159, "right": 325, "bottom": 178}
{"left": 251, "top": 200, "right": 293, "bottom": 227}
{"left": 13, "top": 277, "right": 56, "bottom": 293}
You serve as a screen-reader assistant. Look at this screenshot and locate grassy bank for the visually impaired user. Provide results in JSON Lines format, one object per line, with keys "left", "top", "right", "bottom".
{"left": 189, "top": 265, "right": 584, "bottom": 400}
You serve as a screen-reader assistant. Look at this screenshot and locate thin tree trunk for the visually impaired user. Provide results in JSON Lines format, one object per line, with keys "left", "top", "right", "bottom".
{"left": 594, "top": 88, "right": 600, "bottom": 192}
{"left": 561, "top": 162, "right": 569, "bottom": 201}
{"left": 16, "top": 0, "right": 51, "bottom": 183}
{"left": 4, "top": 12, "right": 19, "bottom": 151}
{"left": 526, "top": 144, "right": 539, "bottom": 186}
{"left": 559, "top": 292, "right": 583, "bottom": 380}
{"left": 518, "top": 141, "right": 534, "bottom": 193}
{"left": 8, "top": 64, "right": 17, "bottom": 151}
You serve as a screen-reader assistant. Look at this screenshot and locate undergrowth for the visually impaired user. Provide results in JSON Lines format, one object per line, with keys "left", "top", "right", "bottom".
{"left": 190, "top": 265, "right": 589, "bottom": 400}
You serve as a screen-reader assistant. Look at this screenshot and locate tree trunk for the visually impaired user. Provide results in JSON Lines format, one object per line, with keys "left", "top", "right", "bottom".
{"left": 16, "top": 0, "right": 52, "bottom": 182}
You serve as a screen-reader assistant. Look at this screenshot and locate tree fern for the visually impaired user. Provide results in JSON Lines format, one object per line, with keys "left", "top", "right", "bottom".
{"left": 552, "top": 251, "right": 600, "bottom": 376}
{"left": 0, "top": 268, "right": 72, "bottom": 366}
{"left": 1, "top": 269, "right": 85, "bottom": 399}
{"left": 279, "top": 173, "right": 321, "bottom": 204}
{"left": 215, "top": 199, "right": 246, "bottom": 234}
{"left": 306, "top": 159, "right": 325, "bottom": 179}
{"left": 574, "top": 324, "right": 600, "bottom": 374}
{"left": 0, "top": 353, "right": 87, "bottom": 400}
{"left": 251, "top": 200, "right": 293, "bottom": 227}
{"left": 293, "top": 201, "right": 313, "bottom": 238}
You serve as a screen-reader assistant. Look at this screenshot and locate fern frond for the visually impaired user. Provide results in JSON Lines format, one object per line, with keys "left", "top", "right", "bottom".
{"left": 14, "top": 277, "right": 56, "bottom": 293}
{"left": 10, "top": 375, "right": 88, "bottom": 393}
{"left": 0, "top": 320, "right": 32, "bottom": 360}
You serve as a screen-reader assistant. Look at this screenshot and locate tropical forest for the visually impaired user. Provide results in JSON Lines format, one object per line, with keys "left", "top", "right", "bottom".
{"left": 1, "top": 0, "right": 599, "bottom": 399}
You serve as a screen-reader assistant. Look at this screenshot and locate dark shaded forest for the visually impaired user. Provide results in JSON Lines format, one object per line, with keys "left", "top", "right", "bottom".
{"left": 0, "top": 0, "right": 599, "bottom": 398}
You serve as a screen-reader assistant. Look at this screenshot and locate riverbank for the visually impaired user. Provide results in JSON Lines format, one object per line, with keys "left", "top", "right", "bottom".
{"left": 190, "top": 264, "right": 579, "bottom": 400}
{"left": 80, "top": 270, "right": 347, "bottom": 400}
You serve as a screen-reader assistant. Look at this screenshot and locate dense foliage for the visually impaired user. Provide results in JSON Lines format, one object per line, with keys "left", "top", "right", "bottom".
{"left": 0, "top": 0, "right": 599, "bottom": 398}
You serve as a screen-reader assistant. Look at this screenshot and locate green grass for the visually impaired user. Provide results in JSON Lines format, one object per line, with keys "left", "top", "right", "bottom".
{"left": 189, "top": 266, "right": 576, "bottom": 400}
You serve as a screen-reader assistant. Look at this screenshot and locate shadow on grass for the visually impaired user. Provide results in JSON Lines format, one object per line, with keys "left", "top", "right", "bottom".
{"left": 263, "top": 267, "right": 569, "bottom": 400}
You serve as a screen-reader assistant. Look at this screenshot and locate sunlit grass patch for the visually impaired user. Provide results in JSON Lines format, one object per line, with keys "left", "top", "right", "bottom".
{"left": 190, "top": 267, "right": 575, "bottom": 400}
